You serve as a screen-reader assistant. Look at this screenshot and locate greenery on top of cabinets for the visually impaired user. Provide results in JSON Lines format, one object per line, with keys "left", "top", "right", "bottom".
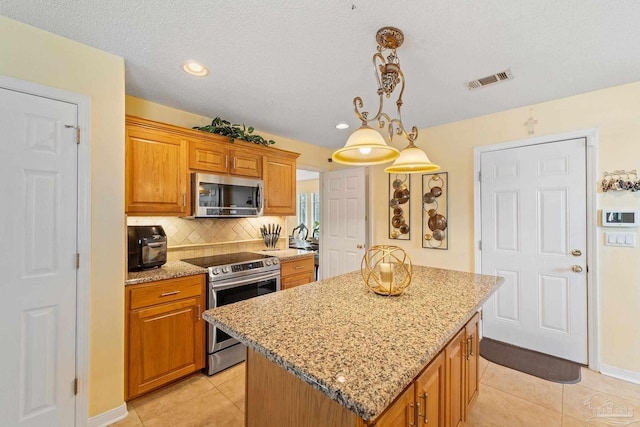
{"left": 193, "top": 117, "right": 276, "bottom": 146}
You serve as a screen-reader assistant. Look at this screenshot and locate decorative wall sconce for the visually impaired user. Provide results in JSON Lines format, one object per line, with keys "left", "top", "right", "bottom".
{"left": 389, "top": 174, "right": 411, "bottom": 240}
{"left": 331, "top": 27, "right": 440, "bottom": 174}
{"left": 422, "top": 172, "right": 448, "bottom": 249}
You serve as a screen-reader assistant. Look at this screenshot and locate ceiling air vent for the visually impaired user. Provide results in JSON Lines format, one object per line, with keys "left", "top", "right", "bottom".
{"left": 466, "top": 69, "right": 514, "bottom": 90}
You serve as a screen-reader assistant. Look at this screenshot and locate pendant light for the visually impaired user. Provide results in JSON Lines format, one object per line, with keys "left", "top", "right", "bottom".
{"left": 331, "top": 27, "right": 439, "bottom": 173}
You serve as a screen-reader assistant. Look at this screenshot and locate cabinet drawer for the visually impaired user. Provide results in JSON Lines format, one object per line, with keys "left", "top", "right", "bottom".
{"left": 282, "top": 271, "right": 315, "bottom": 290}
{"left": 129, "top": 275, "right": 205, "bottom": 310}
{"left": 281, "top": 255, "right": 314, "bottom": 277}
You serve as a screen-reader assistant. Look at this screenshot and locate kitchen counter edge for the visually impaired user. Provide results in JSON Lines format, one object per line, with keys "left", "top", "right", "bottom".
{"left": 125, "top": 260, "right": 208, "bottom": 286}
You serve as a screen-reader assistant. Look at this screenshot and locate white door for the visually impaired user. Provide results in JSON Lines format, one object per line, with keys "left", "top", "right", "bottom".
{"left": 0, "top": 87, "right": 78, "bottom": 426}
{"left": 321, "top": 167, "right": 367, "bottom": 279}
{"left": 480, "top": 138, "right": 587, "bottom": 363}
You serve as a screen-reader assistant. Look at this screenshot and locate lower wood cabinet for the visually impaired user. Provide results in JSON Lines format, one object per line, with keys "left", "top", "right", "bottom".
{"left": 445, "top": 311, "right": 480, "bottom": 427}
{"left": 280, "top": 255, "right": 315, "bottom": 290}
{"left": 125, "top": 274, "right": 206, "bottom": 400}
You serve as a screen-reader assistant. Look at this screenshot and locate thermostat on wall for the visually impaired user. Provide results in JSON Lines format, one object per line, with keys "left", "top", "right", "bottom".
{"left": 602, "top": 209, "right": 640, "bottom": 227}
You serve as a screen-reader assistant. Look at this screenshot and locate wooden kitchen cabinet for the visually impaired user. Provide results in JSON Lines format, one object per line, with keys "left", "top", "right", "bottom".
{"left": 263, "top": 153, "right": 297, "bottom": 215}
{"left": 125, "top": 121, "right": 189, "bottom": 215}
{"left": 371, "top": 383, "right": 416, "bottom": 427}
{"left": 125, "top": 274, "right": 206, "bottom": 400}
{"left": 445, "top": 312, "right": 481, "bottom": 427}
{"left": 280, "top": 255, "right": 315, "bottom": 290}
{"left": 415, "top": 352, "right": 445, "bottom": 426}
{"left": 189, "top": 139, "right": 262, "bottom": 178}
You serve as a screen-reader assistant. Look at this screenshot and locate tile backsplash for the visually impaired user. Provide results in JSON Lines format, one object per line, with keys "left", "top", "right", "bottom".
{"left": 127, "top": 216, "right": 288, "bottom": 260}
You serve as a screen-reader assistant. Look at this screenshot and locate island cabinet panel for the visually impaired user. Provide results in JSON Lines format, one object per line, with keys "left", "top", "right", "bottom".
{"left": 263, "top": 154, "right": 297, "bottom": 215}
{"left": 281, "top": 255, "right": 315, "bottom": 290}
{"left": 246, "top": 349, "right": 364, "bottom": 427}
{"left": 464, "top": 312, "right": 481, "bottom": 413}
{"left": 415, "top": 352, "right": 445, "bottom": 427}
{"left": 445, "top": 328, "right": 465, "bottom": 427}
{"left": 125, "top": 275, "right": 206, "bottom": 400}
{"left": 369, "top": 384, "right": 415, "bottom": 427}
{"left": 125, "top": 124, "right": 188, "bottom": 215}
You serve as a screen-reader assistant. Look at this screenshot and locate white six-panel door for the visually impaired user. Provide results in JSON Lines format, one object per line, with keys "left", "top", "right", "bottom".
{"left": 321, "top": 167, "right": 367, "bottom": 279}
{"left": 481, "top": 138, "right": 588, "bottom": 363}
{"left": 0, "top": 87, "right": 78, "bottom": 426}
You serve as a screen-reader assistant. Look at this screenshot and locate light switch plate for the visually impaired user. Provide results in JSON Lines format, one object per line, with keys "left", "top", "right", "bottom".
{"left": 605, "top": 231, "right": 636, "bottom": 247}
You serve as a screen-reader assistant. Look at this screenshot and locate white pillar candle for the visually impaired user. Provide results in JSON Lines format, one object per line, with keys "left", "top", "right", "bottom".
{"left": 379, "top": 262, "right": 393, "bottom": 290}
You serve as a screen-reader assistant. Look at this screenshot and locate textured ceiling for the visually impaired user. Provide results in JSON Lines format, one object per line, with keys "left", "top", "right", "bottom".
{"left": 2, "top": 1, "right": 640, "bottom": 149}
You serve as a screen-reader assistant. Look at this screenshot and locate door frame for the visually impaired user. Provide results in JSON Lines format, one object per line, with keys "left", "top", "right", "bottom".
{"left": 473, "top": 129, "right": 599, "bottom": 370}
{"left": 0, "top": 75, "right": 92, "bottom": 425}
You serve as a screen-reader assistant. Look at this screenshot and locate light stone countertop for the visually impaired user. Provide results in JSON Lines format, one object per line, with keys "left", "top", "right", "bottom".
{"left": 203, "top": 266, "right": 503, "bottom": 420}
{"left": 125, "top": 260, "right": 207, "bottom": 285}
{"left": 256, "top": 248, "right": 316, "bottom": 261}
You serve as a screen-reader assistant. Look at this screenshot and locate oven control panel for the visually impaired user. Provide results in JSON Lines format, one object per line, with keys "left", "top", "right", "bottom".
{"left": 231, "top": 261, "right": 264, "bottom": 273}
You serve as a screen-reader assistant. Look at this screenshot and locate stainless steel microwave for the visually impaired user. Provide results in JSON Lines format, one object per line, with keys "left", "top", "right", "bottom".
{"left": 192, "top": 173, "right": 264, "bottom": 218}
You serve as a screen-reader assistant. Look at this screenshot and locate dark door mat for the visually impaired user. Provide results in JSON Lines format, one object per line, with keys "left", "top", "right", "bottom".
{"left": 480, "top": 337, "right": 582, "bottom": 384}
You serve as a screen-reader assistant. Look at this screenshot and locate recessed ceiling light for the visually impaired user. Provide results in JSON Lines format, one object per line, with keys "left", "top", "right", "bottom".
{"left": 182, "top": 61, "right": 209, "bottom": 77}
{"left": 336, "top": 123, "right": 350, "bottom": 130}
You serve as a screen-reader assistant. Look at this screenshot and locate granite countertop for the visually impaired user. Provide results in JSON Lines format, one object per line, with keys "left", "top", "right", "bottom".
{"left": 257, "top": 248, "right": 316, "bottom": 261}
{"left": 125, "top": 260, "right": 207, "bottom": 285}
{"left": 203, "top": 266, "right": 503, "bottom": 420}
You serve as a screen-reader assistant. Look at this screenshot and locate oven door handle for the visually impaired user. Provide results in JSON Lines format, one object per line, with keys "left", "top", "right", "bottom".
{"left": 210, "top": 271, "right": 280, "bottom": 290}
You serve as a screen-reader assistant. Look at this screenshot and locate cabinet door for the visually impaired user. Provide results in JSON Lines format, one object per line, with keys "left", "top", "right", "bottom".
{"left": 263, "top": 155, "right": 296, "bottom": 215}
{"left": 415, "top": 352, "right": 445, "bottom": 427}
{"left": 189, "top": 140, "right": 229, "bottom": 173}
{"left": 444, "top": 329, "right": 465, "bottom": 427}
{"left": 282, "top": 271, "right": 315, "bottom": 290}
{"left": 126, "top": 125, "right": 188, "bottom": 215}
{"left": 464, "top": 312, "right": 481, "bottom": 413}
{"left": 230, "top": 148, "right": 262, "bottom": 178}
{"left": 127, "top": 295, "right": 205, "bottom": 399}
{"left": 371, "top": 383, "right": 415, "bottom": 427}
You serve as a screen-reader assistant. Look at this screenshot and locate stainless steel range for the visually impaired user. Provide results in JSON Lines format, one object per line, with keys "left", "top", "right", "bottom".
{"left": 181, "top": 252, "right": 280, "bottom": 375}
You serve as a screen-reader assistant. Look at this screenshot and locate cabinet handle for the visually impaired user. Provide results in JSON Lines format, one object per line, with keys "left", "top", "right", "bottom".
{"left": 225, "top": 155, "right": 229, "bottom": 169}
{"left": 233, "top": 157, "right": 237, "bottom": 170}
{"left": 197, "top": 304, "right": 201, "bottom": 320}
{"left": 469, "top": 334, "right": 475, "bottom": 357}
{"left": 409, "top": 402, "right": 415, "bottom": 427}
{"left": 183, "top": 193, "right": 186, "bottom": 207}
{"left": 295, "top": 265, "right": 305, "bottom": 269}
{"left": 418, "top": 393, "right": 429, "bottom": 424}
{"left": 160, "top": 290, "right": 180, "bottom": 297}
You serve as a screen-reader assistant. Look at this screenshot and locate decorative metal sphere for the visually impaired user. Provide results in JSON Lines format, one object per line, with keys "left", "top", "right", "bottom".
{"left": 361, "top": 245, "right": 412, "bottom": 296}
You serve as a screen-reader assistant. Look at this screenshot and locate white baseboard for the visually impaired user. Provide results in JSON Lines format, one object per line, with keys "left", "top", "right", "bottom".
{"left": 599, "top": 363, "right": 640, "bottom": 385}
{"left": 87, "top": 402, "right": 128, "bottom": 427}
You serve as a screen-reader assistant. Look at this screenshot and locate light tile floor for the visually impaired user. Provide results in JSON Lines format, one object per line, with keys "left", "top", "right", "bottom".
{"left": 114, "top": 358, "right": 640, "bottom": 426}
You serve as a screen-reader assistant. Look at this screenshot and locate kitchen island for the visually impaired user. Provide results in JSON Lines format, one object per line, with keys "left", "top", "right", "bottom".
{"left": 203, "top": 266, "right": 503, "bottom": 426}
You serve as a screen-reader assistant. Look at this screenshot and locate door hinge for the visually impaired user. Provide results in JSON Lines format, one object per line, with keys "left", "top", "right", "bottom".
{"left": 65, "top": 125, "right": 80, "bottom": 144}
{"left": 478, "top": 171, "right": 482, "bottom": 182}
{"left": 478, "top": 240, "right": 482, "bottom": 250}
{"left": 73, "top": 378, "right": 78, "bottom": 395}
{"left": 76, "top": 253, "right": 80, "bottom": 269}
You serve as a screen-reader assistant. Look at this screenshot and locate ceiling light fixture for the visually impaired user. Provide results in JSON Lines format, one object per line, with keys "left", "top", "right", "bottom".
{"left": 335, "top": 122, "right": 350, "bottom": 130}
{"left": 331, "top": 27, "right": 439, "bottom": 173}
{"left": 182, "top": 61, "right": 209, "bottom": 77}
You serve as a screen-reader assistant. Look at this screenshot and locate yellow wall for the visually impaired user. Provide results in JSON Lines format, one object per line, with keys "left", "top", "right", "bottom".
{"left": 372, "top": 81, "right": 640, "bottom": 373}
{"left": 126, "top": 96, "right": 334, "bottom": 171}
{"left": 0, "top": 17, "right": 126, "bottom": 415}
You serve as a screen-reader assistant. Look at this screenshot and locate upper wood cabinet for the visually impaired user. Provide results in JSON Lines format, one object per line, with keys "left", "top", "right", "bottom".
{"left": 263, "top": 153, "right": 297, "bottom": 216}
{"left": 126, "top": 116, "right": 299, "bottom": 216}
{"left": 189, "top": 139, "right": 262, "bottom": 178}
{"left": 125, "top": 123, "right": 188, "bottom": 215}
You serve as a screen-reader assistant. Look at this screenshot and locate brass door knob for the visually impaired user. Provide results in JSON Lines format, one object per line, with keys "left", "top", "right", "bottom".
{"left": 571, "top": 249, "right": 582, "bottom": 256}
{"left": 571, "top": 265, "right": 583, "bottom": 273}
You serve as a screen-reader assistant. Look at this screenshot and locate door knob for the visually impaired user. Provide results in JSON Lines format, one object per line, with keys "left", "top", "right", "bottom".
{"left": 571, "top": 265, "right": 583, "bottom": 273}
{"left": 356, "top": 244, "right": 363, "bottom": 249}
{"left": 571, "top": 249, "right": 582, "bottom": 257}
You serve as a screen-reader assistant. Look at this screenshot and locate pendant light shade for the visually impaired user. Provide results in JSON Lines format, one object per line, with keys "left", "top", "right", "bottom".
{"left": 384, "top": 142, "right": 440, "bottom": 174}
{"left": 331, "top": 124, "right": 400, "bottom": 165}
